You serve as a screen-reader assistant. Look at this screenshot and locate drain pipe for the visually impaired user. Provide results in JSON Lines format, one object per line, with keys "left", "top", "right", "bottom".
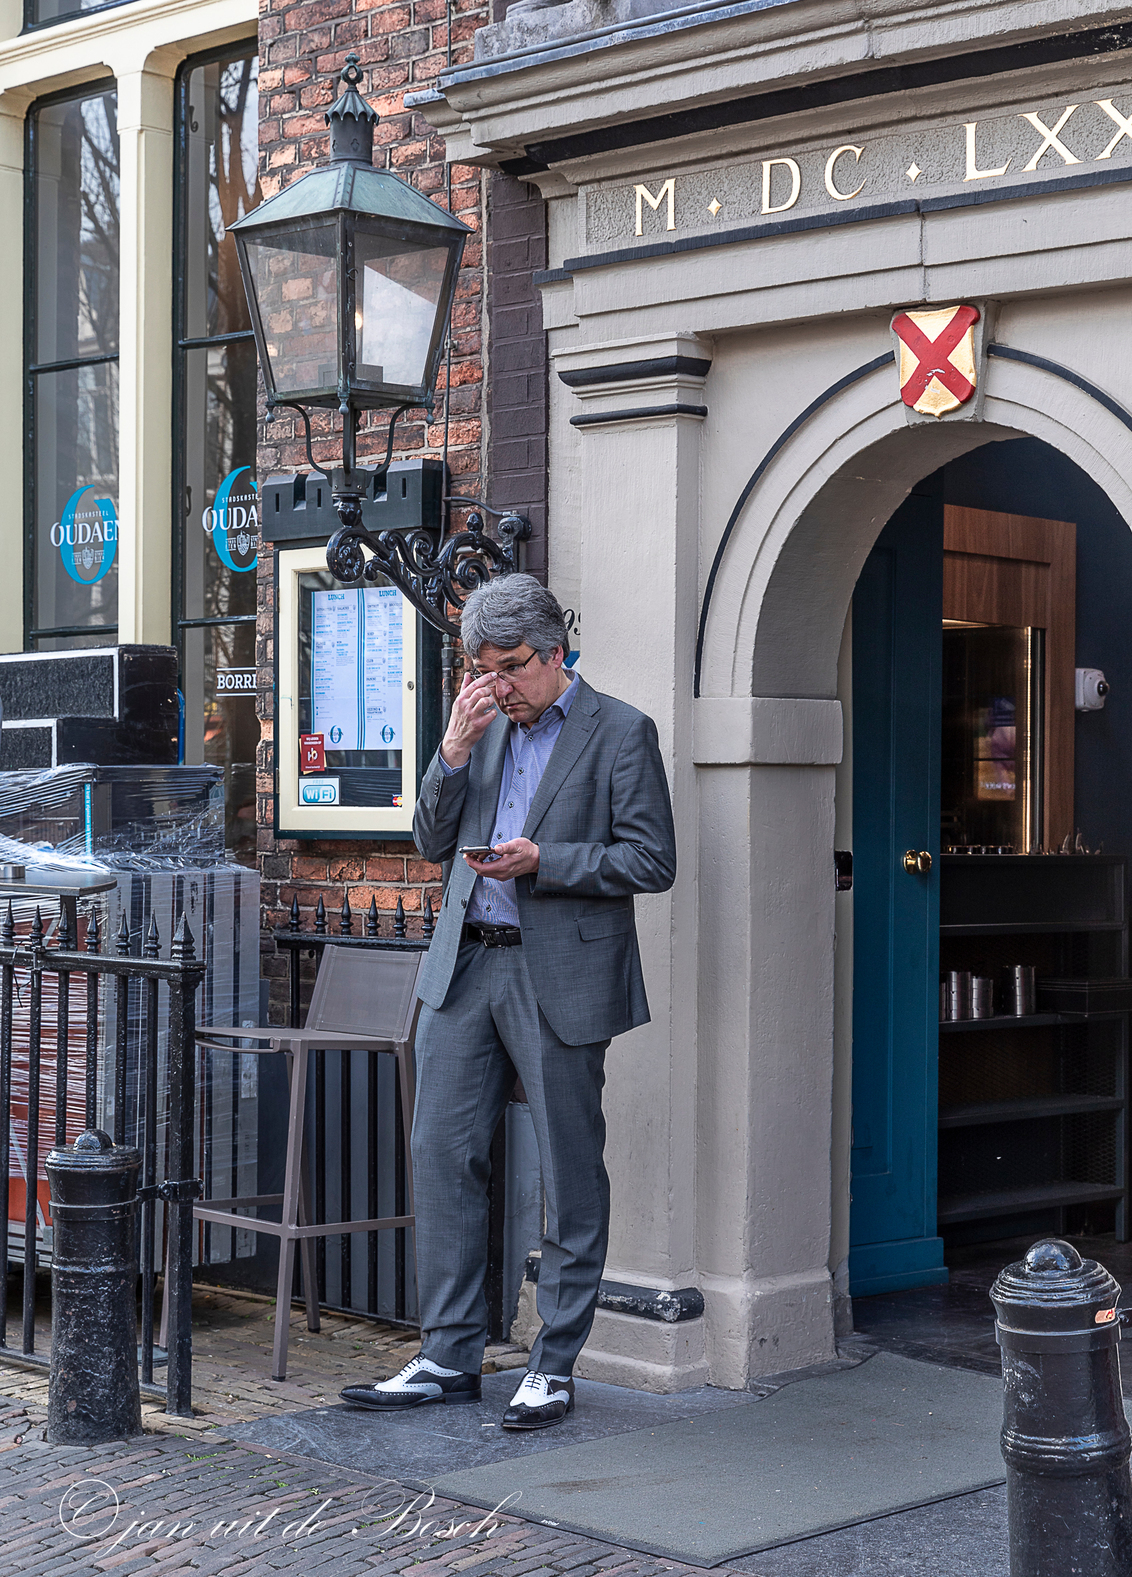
{"left": 991, "top": 1238, "right": 1132, "bottom": 1577}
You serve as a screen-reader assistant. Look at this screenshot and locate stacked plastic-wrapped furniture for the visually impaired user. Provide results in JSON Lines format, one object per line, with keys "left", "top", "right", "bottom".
{"left": 0, "top": 763, "right": 261, "bottom": 1271}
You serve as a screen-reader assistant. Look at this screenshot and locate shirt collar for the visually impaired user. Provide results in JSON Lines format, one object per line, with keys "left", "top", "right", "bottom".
{"left": 517, "top": 671, "right": 578, "bottom": 734}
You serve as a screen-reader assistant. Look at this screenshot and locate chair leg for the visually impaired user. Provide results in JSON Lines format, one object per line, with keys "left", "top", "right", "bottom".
{"left": 395, "top": 1041, "right": 416, "bottom": 1219}
{"left": 273, "top": 1236, "right": 296, "bottom": 1382}
{"left": 274, "top": 1046, "right": 310, "bottom": 1382}
{"left": 395, "top": 1040, "right": 420, "bottom": 1316}
{"left": 297, "top": 1162, "right": 320, "bottom": 1334}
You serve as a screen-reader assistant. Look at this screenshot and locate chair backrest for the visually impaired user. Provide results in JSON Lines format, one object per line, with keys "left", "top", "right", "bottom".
{"left": 306, "top": 945, "right": 425, "bottom": 1043}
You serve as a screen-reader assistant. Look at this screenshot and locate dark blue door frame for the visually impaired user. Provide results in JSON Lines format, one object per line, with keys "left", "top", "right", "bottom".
{"left": 849, "top": 484, "right": 948, "bottom": 1297}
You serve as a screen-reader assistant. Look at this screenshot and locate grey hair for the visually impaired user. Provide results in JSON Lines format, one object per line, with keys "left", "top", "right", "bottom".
{"left": 460, "top": 573, "right": 569, "bottom": 661}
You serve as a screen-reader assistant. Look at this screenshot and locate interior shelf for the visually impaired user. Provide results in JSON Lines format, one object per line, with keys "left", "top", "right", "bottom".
{"left": 940, "top": 921, "right": 1126, "bottom": 936}
{"left": 937, "top": 854, "right": 1129, "bottom": 1239}
{"left": 938, "top": 1094, "right": 1125, "bottom": 1128}
{"left": 938, "top": 1181, "right": 1127, "bottom": 1225}
{"left": 939, "top": 1012, "right": 1102, "bottom": 1033}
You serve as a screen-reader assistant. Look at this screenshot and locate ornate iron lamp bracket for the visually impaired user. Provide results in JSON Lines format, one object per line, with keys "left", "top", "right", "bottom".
{"left": 326, "top": 494, "right": 532, "bottom": 637}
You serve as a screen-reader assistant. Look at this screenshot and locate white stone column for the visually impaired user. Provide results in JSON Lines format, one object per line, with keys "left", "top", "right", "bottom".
{"left": 114, "top": 53, "right": 178, "bottom": 646}
{"left": 694, "top": 698, "right": 843, "bottom": 1385}
{"left": 552, "top": 334, "right": 710, "bottom": 1390}
{"left": 0, "top": 89, "right": 30, "bottom": 651}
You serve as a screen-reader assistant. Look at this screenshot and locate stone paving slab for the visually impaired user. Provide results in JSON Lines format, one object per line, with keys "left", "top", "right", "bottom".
{"left": 224, "top": 1372, "right": 751, "bottom": 1479}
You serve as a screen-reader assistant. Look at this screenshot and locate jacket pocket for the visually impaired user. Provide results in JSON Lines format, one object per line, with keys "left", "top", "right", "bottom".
{"left": 577, "top": 911, "right": 633, "bottom": 941}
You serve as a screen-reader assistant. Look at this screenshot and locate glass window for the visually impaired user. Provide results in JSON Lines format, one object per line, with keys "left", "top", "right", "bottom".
{"left": 174, "top": 49, "right": 261, "bottom": 866}
{"left": 24, "top": 0, "right": 129, "bottom": 34}
{"left": 27, "top": 88, "right": 120, "bottom": 648}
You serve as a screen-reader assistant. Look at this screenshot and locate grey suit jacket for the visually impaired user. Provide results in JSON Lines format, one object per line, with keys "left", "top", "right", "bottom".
{"left": 412, "top": 675, "right": 677, "bottom": 1046}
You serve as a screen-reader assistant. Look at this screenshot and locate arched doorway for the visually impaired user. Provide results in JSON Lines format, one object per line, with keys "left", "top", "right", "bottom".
{"left": 694, "top": 350, "right": 1132, "bottom": 1381}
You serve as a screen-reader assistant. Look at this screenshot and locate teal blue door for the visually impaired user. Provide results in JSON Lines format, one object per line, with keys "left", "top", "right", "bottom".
{"left": 848, "top": 486, "right": 948, "bottom": 1297}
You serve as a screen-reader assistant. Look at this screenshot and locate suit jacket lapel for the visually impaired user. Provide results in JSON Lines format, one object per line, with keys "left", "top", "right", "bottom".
{"left": 474, "top": 714, "right": 511, "bottom": 844}
{"left": 522, "top": 678, "right": 600, "bottom": 841}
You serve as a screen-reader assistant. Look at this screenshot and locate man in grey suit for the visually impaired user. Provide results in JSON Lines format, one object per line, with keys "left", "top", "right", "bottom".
{"left": 341, "top": 573, "right": 676, "bottom": 1428}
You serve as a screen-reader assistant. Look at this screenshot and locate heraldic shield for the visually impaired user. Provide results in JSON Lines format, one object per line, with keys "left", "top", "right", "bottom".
{"left": 892, "top": 304, "right": 980, "bottom": 417}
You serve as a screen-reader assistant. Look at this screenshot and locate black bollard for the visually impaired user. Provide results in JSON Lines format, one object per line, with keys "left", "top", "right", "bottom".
{"left": 45, "top": 1129, "right": 142, "bottom": 1443}
{"left": 991, "top": 1238, "right": 1132, "bottom": 1577}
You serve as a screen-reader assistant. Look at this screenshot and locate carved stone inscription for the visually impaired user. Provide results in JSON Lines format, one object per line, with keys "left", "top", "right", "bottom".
{"left": 586, "top": 88, "right": 1132, "bottom": 247}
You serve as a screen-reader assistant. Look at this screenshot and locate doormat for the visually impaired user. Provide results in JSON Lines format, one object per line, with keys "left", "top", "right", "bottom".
{"left": 429, "top": 1352, "right": 1006, "bottom": 1565}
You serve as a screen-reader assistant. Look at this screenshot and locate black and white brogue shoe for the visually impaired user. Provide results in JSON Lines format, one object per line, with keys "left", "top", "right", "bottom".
{"left": 501, "top": 1370, "right": 575, "bottom": 1430}
{"left": 340, "top": 1355, "right": 482, "bottom": 1410}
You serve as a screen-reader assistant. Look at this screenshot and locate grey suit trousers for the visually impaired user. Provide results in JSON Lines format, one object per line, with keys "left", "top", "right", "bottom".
{"left": 411, "top": 936, "right": 610, "bottom": 1376}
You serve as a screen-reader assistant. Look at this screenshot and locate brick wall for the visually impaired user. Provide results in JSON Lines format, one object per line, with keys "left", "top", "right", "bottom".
{"left": 487, "top": 172, "right": 548, "bottom": 583}
{"left": 254, "top": 0, "right": 507, "bottom": 1020}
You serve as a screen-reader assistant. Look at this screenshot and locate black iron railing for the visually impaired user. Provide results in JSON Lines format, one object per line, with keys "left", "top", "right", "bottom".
{"left": 0, "top": 901, "right": 205, "bottom": 1416}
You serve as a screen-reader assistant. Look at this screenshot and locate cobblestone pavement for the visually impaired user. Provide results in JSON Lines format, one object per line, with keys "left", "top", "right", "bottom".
{"left": 0, "top": 1277, "right": 527, "bottom": 1436}
{"left": 0, "top": 1419, "right": 1009, "bottom": 1577}
{"left": 0, "top": 1279, "right": 1007, "bottom": 1575}
{"left": 0, "top": 1411, "right": 1008, "bottom": 1577}
{"left": 0, "top": 1422, "right": 726, "bottom": 1577}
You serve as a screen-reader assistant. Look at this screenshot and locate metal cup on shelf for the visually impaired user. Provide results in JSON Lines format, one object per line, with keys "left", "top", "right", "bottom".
{"left": 972, "top": 976, "right": 995, "bottom": 1018}
{"left": 942, "top": 970, "right": 973, "bottom": 1021}
{"left": 1002, "top": 964, "right": 1036, "bottom": 1017}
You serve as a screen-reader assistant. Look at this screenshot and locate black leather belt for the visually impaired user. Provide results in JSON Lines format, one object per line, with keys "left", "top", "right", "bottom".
{"left": 462, "top": 921, "right": 523, "bottom": 948}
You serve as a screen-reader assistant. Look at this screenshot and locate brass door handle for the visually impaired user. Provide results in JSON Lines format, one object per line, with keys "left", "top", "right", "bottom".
{"left": 903, "top": 849, "right": 933, "bottom": 875}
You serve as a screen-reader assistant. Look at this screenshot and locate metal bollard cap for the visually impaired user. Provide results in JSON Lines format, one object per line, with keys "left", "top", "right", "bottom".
{"left": 991, "top": 1238, "right": 1121, "bottom": 1335}
{"left": 46, "top": 1131, "right": 142, "bottom": 1208}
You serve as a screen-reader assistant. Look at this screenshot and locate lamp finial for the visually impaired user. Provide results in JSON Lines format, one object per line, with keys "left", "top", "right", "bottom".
{"left": 326, "top": 52, "right": 379, "bottom": 165}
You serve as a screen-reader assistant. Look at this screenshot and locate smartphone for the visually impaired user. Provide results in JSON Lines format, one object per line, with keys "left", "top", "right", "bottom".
{"left": 459, "top": 845, "right": 501, "bottom": 861}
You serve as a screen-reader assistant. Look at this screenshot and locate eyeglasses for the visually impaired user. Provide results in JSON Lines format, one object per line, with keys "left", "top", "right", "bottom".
{"left": 470, "top": 651, "right": 540, "bottom": 684}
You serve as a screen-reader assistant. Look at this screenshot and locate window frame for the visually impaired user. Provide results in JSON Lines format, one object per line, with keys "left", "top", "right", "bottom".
{"left": 171, "top": 38, "right": 260, "bottom": 660}
{"left": 22, "top": 0, "right": 134, "bottom": 36}
{"left": 24, "top": 77, "right": 121, "bottom": 649}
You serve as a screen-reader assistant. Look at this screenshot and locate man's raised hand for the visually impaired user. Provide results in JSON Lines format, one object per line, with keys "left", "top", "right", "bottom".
{"left": 439, "top": 670, "right": 499, "bottom": 769}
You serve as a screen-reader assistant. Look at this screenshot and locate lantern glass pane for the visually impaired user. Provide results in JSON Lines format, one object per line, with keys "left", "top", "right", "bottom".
{"left": 356, "top": 233, "right": 449, "bottom": 389}
{"left": 245, "top": 222, "right": 339, "bottom": 394}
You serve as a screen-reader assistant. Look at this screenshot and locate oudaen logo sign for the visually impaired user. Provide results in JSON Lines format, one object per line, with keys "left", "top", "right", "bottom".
{"left": 203, "top": 466, "right": 258, "bottom": 572}
{"left": 51, "top": 486, "right": 118, "bottom": 584}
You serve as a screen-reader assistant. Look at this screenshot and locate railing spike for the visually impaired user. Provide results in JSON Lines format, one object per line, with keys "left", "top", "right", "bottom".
{"left": 2, "top": 898, "right": 14, "bottom": 946}
{"left": 314, "top": 895, "right": 327, "bottom": 935}
{"left": 116, "top": 912, "right": 131, "bottom": 955}
{"left": 366, "top": 896, "right": 379, "bottom": 937}
{"left": 86, "top": 907, "right": 101, "bottom": 952}
{"left": 55, "top": 905, "right": 72, "bottom": 950}
{"left": 30, "top": 906, "right": 43, "bottom": 945}
{"left": 144, "top": 915, "right": 161, "bottom": 959}
{"left": 394, "top": 895, "right": 406, "bottom": 939}
{"left": 340, "top": 891, "right": 353, "bottom": 936}
{"left": 289, "top": 894, "right": 301, "bottom": 932}
{"left": 422, "top": 891, "right": 434, "bottom": 940}
{"left": 171, "top": 913, "right": 196, "bottom": 961}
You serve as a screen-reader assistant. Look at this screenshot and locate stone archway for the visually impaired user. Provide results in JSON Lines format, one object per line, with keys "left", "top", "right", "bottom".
{"left": 692, "top": 349, "right": 1132, "bottom": 1387}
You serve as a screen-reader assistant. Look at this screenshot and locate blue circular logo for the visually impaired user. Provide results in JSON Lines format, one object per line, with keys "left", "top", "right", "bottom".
{"left": 381, "top": 725, "right": 395, "bottom": 744}
{"left": 51, "top": 487, "right": 118, "bottom": 584}
{"left": 203, "top": 467, "right": 258, "bottom": 572}
{"left": 329, "top": 726, "right": 343, "bottom": 744}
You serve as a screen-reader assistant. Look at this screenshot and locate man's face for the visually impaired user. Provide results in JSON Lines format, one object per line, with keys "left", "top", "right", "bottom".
{"left": 472, "top": 642, "right": 565, "bottom": 725}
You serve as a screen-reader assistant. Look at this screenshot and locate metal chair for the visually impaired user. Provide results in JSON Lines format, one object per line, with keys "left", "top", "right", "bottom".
{"left": 193, "top": 944, "right": 424, "bottom": 1379}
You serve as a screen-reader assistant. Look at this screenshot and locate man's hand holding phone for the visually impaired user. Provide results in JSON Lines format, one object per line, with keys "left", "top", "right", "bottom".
{"left": 462, "top": 838, "right": 540, "bottom": 880}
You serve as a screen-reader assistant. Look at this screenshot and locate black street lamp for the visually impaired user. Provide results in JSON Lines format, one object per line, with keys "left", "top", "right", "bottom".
{"left": 232, "top": 55, "right": 529, "bottom": 635}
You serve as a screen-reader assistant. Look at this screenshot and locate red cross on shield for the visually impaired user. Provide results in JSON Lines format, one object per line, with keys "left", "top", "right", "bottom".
{"left": 892, "top": 304, "right": 980, "bottom": 417}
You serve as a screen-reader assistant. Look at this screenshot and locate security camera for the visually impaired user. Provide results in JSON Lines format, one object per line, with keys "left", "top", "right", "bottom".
{"left": 1076, "top": 668, "right": 1110, "bottom": 711}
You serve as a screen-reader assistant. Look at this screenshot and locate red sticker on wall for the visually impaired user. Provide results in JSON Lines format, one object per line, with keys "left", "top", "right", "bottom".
{"left": 300, "top": 733, "right": 326, "bottom": 774}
